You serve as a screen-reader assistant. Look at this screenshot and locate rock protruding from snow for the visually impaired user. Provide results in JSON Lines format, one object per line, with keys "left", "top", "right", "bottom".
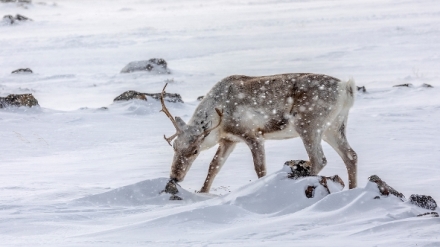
{"left": 421, "top": 83, "right": 434, "bottom": 88}
{"left": 120, "top": 58, "right": 170, "bottom": 74}
{"left": 304, "top": 176, "right": 345, "bottom": 198}
{"left": 2, "top": 14, "right": 32, "bottom": 25}
{"left": 393, "top": 83, "right": 413, "bottom": 88}
{"left": 283, "top": 160, "right": 344, "bottom": 198}
{"left": 357, "top": 86, "right": 367, "bottom": 92}
{"left": 114, "top": 90, "right": 147, "bottom": 101}
{"left": 114, "top": 90, "right": 183, "bottom": 103}
{"left": 410, "top": 194, "right": 437, "bottom": 210}
{"left": 368, "top": 175, "right": 405, "bottom": 199}
{"left": 197, "top": 96, "right": 204, "bottom": 101}
{"left": 417, "top": 212, "right": 439, "bottom": 217}
{"left": 284, "top": 160, "right": 311, "bottom": 178}
{"left": 11, "top": 68, "right": 33, "bottom": 74}
{"left": 222, "top": 168, "right": 345, "bottom": 214}
{"left": 0, "top": 94, "right": 39, "bottom": 108}
{"left": 161, "top": 179, "right": 182, "bottom": 200}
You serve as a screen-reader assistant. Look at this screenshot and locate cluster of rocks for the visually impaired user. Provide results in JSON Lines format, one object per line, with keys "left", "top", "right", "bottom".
{"left": 283, "top": 161, "right": 437, "bottom": 217}
{"left": 1, "top": 58, "right": 183, "bottom": 109}
{"left": 284, "top": 160, "right": 345, "bottom": 198}
{"left": 2, "top": 14, "right": 32, "bottom": 25}
{"left": 368, "top": 175, "right": 437, "bottom": 216}
{"left": 0, "top": 94, "right": 39, "bottom": 108}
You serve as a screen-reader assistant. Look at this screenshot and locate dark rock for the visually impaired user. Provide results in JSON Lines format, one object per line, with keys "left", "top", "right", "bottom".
{"left": 410, "top": 194, "right": 437, "bottom": 210}
{"left": 113, "top": 90, "right": 184, "bottom": 103}
{"left": 120, "top": 58, "right": 170, "bottom": 74}
{"left": 161, "top": 179, "right": 182, "bottom": 200}
{"left": 169, "top": 195, "right": 182, "bottom": 200}
{"left": 393, "top": 83, "right": 413, "bottom": 88}
{"left": 305, "top": 186, "right": 315, "bottom": 198}
{"left": 11, "top": 68, "right": 33, "bottom": 74}
{"left": 0, "top": 94, "right": 39, "bottom": 108}
{"left": 318, "top": 176, "right": 331, "bottom": 194}
{"left": 114, "top": 90, "right": 147, "bottom": 102}
{"left": 374, "top": 196, "right": 380, "bottom": 199}
{"left": 368, "top": 175, "right": 405, "bottom": 199}
{"left": 2, "top": 15, "right": 14, "bottom": 24}
{"left": 15, "top": 14, "right": 31, "bottom": 21}
{"left": 421, "top": 83, "right": 433, "bottom": 88}
{"left": 357, "top": 86, "right": 367, "bottom": 93}
{"left": 326, "top": 175, "right": 345, "bottom": 188}
{"left": 303, "top": 176, "right": 344, "bottom": 198}
{"left": 285, "top": 160, "right": 311, "bottom": 179}
{"left": 2, "top": 14, "right": 32, "bottom": 25}
{"left": 417, "top": 212, "right": 439, "bottom": 217}
{"left": 197, "top": 96, "right": 204, "bottom": 101}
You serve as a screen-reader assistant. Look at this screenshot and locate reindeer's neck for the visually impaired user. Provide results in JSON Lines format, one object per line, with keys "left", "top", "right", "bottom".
{"left": 188, "top": 97, "right": 219, "bottom": 129}
{"left": 189, "top": 91, "right": 224, "bottom": 150}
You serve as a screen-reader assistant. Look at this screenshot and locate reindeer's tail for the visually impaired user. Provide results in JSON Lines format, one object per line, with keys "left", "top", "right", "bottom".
{"left": 344, "top": 78, "right": 356, "bottom": 109}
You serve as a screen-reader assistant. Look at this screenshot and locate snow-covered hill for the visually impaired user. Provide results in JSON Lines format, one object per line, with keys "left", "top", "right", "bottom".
{"left": 1, "top": 0, "right": 439, "bottom": 246}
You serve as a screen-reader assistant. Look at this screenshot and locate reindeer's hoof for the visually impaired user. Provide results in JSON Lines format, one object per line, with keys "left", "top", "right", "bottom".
{"left": 285, "top": 160, "right": 311, "bottom": 179}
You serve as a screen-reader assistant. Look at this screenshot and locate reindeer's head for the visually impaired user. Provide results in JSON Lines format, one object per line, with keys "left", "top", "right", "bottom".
{"left": 160, "top": 84, "right": 222, "bottom": 182}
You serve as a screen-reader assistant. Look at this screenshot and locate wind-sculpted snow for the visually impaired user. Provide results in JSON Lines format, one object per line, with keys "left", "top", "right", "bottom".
{"left": 73, "top": 169, "right": 439, "bottom": 244}
{"left": 221, "top": 167, "right": 342, "bottom": 214}
{"left": 76, "top": 177, "right": 210, "bottom": 206}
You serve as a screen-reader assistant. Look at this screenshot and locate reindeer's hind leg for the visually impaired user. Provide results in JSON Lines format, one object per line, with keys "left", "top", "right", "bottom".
{"left": 323, "top": 115, "right": 358, "bottom": 189}
{"left": 199, "top": 139, "right": 236, "bottom": 193}
{"left": 295, "top": 124, "right": 328, "bottom": 176}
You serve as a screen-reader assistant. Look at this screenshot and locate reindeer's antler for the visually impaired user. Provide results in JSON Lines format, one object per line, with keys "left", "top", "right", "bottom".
{"left": 203, "top": 108, "right": 223, "bottom": 135}
{"left": 160, "top": 83, "right": 180, "bottom": 146}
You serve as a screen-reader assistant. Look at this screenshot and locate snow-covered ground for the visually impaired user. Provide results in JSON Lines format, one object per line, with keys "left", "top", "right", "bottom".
{"left": 1, "top": 0, "right": 440, "bottom": 246}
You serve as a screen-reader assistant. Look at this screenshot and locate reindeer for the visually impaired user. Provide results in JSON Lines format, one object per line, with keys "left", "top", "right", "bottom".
{"left": 160, "top": 73, "right": 358, "bottom": 193}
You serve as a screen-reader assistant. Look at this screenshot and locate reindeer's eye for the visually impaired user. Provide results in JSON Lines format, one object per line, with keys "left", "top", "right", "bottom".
{"left": 193, "top": 150, "right": 198, "bottom": 155}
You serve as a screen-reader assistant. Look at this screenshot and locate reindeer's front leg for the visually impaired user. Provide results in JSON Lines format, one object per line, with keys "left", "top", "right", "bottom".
{"left": 244, "top": 135, "right": 267, "bottom": 178}
{"left": 199, "top": 139, "right": 236, "bottom": 193}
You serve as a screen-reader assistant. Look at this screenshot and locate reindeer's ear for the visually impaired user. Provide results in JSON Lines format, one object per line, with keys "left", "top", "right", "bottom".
{"left": 175, "top": 117, "right": 187, "bottom": 130}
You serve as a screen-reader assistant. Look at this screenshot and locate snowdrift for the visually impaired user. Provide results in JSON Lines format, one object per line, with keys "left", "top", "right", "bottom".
{"left": 76, "top": 168, "right": 439, "bottom": 243}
